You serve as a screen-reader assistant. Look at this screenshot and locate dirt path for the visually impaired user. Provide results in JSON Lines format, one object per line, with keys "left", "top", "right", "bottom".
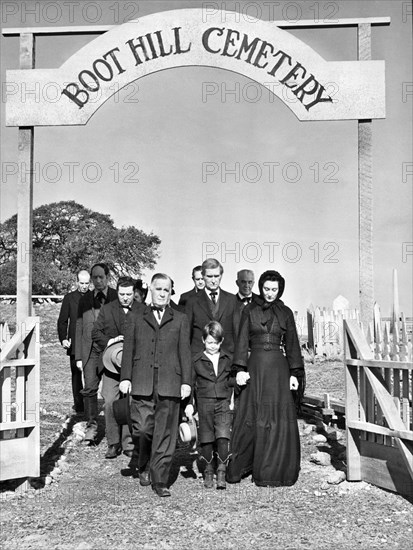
{"left": 1, "top": 304, "right": 412, "bottom": 549}
{"left": 1, "top": 410, "right": 412, "bottom": 550}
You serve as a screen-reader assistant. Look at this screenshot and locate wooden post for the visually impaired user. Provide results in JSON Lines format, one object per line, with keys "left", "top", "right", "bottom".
{"left": 358, "top": 23, "right": 373, "bottom": 329}
{"left": 16, "top": 33, "right": 35, "bottom": 328}
{"left": 344, "top": 322, "right": 361, "bottom": 480}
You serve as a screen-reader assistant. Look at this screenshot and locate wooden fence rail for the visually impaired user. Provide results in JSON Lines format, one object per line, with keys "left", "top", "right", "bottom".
{"left": 0, "top": 317, "right": 40, "bottom": 481}
{"left": 0, "top": 295, "right": 64, "bottom": 304}
{"left": 344, "top": 319, "right": 413, "bottom": 496}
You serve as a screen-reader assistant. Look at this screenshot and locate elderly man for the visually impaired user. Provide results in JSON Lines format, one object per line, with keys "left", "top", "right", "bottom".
{"left": 76, "top": 263, "right": 117, "bottom": 443}
{"left": 92, "top": 276, "right": 144, "bottom": 459}
{"left": 120, "top": 273, "right": 192, "bottom": 497}
{"left": 178, "top": 265, "right": 205, "bottom": 308}
{"left": 185, "top": 258, "right": 237, "bottom": 354}
{"left": 57, "top": 269, "right": 90, "bottom": 414}
{"left": 234, "top": 269, "right": 259, "bottom": 336}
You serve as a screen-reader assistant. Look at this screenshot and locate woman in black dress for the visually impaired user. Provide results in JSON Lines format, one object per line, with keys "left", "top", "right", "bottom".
{"left": 227, "top": 270, "right": 305, "bottom": 487}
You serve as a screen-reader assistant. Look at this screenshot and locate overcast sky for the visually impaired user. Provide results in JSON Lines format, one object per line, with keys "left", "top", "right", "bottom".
{"left": 1, "top": 0, "right": 412, "bottom": 316}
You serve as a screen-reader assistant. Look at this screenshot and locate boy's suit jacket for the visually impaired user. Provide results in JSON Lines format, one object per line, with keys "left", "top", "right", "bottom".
{"left": 191, "top": 350, "right": 234, "bottom": 400}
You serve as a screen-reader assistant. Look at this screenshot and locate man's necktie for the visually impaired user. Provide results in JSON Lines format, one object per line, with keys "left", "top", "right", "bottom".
{"left": 151, "top": 305, "right": 164, "bottom": 320}
{"left": 96, "top": 291, "right": 105, "bottom": 305}
{"left": 242, "top": 297, "right": 251, "bottom": 305}
{"left": 210, "top": 291, "right": 217, "bottom": 305}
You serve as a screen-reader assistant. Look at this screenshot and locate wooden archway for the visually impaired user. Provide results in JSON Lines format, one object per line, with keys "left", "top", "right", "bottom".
{"left": 3, "top": 9, "right": 389, "bottom": 327}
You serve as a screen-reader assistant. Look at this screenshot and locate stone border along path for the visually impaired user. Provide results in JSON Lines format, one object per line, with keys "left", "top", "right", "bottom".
{"left": 1, "top": 414, "right": 355, "bottom": 500}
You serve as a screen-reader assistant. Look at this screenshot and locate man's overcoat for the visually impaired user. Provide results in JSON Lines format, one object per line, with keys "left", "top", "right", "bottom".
{"left": 121, "top": 305, "right": 192, "bottom": 397}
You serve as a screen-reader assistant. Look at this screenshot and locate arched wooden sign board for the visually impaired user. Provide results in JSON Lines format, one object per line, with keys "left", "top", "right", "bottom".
{"left": 2, "top": 8, "right": 389, "bottom": 328}
{"left": 6, "top": 9, "right": 385, "bottom": 126}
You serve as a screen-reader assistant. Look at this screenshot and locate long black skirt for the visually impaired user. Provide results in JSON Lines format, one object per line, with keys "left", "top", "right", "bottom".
{"left": 227, "top": 349, "right": 300, "bottom": 487}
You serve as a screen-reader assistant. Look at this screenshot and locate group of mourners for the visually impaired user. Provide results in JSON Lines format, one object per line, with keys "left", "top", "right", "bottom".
{"left": 57, "top": 258, "right": 305, "bottom": 497}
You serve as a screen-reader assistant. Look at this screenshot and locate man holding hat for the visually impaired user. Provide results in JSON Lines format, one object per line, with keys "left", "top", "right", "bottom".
{"left": 75, "top": 263, "right": 117, "bottom": 443}
{"left": 92, "top": 276, "right": 144, "bottom": 459}
{"left": 120, "top": 273, "right": 192, "bottom": 497}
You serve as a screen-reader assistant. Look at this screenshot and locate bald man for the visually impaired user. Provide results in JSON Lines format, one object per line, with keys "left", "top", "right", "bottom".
{"left": 57, "top": 269, "right": 90, "bottom": 413}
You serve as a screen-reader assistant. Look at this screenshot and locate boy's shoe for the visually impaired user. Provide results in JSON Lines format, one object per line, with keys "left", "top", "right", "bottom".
{"left": 204, "top": 464, "right": 214, "bottom": 489}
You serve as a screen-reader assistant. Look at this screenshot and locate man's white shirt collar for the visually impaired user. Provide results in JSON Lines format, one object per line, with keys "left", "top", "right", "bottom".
{"left": 205, "top": 351, "right": 219, "bottom": 376}
{"left": 151, "top": 304, "right": 165, "bottom": 324}
{"left": 206, "top": 288, "right": 220, "bottom": 300}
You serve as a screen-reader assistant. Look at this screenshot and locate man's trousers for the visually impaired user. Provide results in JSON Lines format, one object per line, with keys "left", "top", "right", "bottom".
{"left": 130, "top": 369, "right": 180, "bottom": 487}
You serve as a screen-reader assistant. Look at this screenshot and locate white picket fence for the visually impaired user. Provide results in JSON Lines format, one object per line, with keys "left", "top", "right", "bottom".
{"left": 301, "top": 304, "right": 412, "bottom": 360}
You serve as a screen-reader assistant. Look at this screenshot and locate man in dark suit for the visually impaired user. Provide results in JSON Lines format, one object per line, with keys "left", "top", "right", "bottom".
{"left": 233, "top": 269, "right": 260, "bottom": 336}
{"left": 92, "top": 276, "right": 144, "bottom": 459}
{"left": 185, "top": 258, "right": 237, "bottom": 354}
{"left": 120, "top": 273, "right": 192, "bottom": 497}
{"left": 75, "top": 263, "right": 117, "bottom": 443}
{"left": 178, "top": 265, "right": 204, "bottom": 308}
{"left": 57, "top": 269, "right": 90, "bottom": 413}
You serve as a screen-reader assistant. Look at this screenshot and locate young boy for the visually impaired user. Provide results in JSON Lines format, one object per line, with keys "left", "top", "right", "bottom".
{"left": 185, "top": 321, "right": 235, "bottom": 489}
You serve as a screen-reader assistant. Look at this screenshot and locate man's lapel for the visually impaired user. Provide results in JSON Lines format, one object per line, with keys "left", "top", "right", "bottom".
{"left": 112, "top": 302, "right": 122, "bottom": 333}
{"left": 198, "top": 290, "right": 213, "bottom": 319}
{"left": 217, "top": 351, "right": 228, "bottom": 377}
{"left": 217, "top": 290, "right": 229, "bottom": 321}
{"left": 159, "top": 306, "right": 174, "bottom": 328}
{"left": 85, "top": 291, "right": 96, "bottom": 318}
{"left": 143, "top": 305, "right": 158, "bottom": 330}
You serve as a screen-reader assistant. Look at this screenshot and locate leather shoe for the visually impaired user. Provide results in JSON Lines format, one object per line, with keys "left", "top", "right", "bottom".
{"left": 152, "top": 485, "right": 171, "bottom": 497}
{"left": 204, "top": 470, "right": 214, "bottom": 489}
{"left": 139, "top": 470, "right": 151, "bottom": 487}
{"left": 216, "top": 470, "right": 226, "bottom": 490}
{"left": 105, "top": 444, "right": 121, "bottom": 459}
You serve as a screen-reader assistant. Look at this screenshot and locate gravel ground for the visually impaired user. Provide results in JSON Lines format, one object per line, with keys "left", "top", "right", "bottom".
{"left": 1, "top": 303, "right": 412, "bottom": 549}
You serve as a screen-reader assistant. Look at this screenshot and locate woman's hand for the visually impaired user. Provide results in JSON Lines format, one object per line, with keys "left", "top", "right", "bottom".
{"left": 290, "top": 376, "right": 299, "bottom": 391}
{"left": 236, "top": 371, "right": 250, "bottom": 386}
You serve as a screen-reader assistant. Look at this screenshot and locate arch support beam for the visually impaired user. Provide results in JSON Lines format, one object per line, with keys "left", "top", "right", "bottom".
{"left": 358, "top": 23, "right": 373, "bottom": 328}
{"left": 16, "top": 33, "right": 35, "bottom": 327}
